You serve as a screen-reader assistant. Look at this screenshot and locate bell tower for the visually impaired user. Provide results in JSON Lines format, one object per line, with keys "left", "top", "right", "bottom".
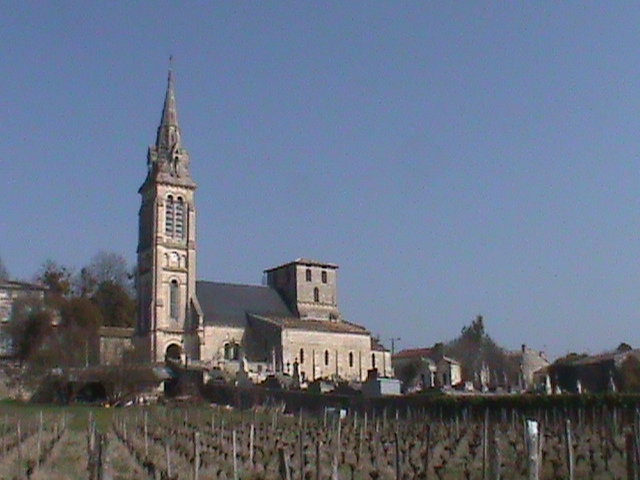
{"left": 136, "top": 62, "right": 201, "bottom": 363}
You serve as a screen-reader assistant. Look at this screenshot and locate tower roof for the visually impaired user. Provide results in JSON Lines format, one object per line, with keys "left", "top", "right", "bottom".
{"left": 141, "top": 58, "right": 195, "bottom": 191}
{"left": 155, "top": 58, "right": 180, "bottom": 150}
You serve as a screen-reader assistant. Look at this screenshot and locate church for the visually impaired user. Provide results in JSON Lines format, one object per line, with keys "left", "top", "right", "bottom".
{"left": 134, "top": 67, "right": 392, "bottom": 383}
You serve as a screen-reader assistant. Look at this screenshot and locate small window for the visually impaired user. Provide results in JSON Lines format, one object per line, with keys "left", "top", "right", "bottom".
{"left": 224, "top": 342, "right": 240, "bottom": 361}
{"left": 169, "top": 279, "right": 179, "bottom": 319}
{"left": 349, "top": 352, "right": 354, "bottom": 368}
{"left": 299, "top": 348, "right": 304, "bottom": 365}
{"left": 305, "top": 268, "right": 312, "bottom": 282}
{"left": 324, "top": 350, "right": 329, "bottom": 366}
{"left": 321, "top": 270, "right": 327, "bottom": 284}
{"left": 313, "top": 287, "right": 319, "bottom": 303}
{"left": 372, "top": 353, "right": 376, "bottom": 369}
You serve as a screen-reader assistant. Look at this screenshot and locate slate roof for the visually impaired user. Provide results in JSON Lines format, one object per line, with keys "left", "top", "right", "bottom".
{"left": 249, "top": 313, "right": 370, "bottom": 335}
{"left": 196, "top": 281, "right": 293, "bottom": 328}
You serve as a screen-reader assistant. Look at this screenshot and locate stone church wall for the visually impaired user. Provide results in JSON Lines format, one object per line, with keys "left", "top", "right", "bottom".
{"left": 200, "top": 325, "right": 245, "bottom": 366}
{"left": 282, "top": 329, "right": 371, "bottom": 382}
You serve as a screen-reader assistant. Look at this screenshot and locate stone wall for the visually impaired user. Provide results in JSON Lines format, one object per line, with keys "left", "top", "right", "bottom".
{"left": 200, "top": 325, "right": 245, "bottom": 366}
{"left": 282, "top": 329, "right": 372, "bottom": 382}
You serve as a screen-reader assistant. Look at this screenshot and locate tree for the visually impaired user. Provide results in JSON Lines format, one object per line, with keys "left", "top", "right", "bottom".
{"left": 75, "top": 267, "right": 98, "bottom": 298}
{"left": 91, "top": 281, "right": 136, "bottom": 327}
{"left": 6, "top": 297, "right": 54, "bottom": 366}
{"left": 60, "top": 296, "right": 103, "bottom": 333}
{"left": 445, "top": 315, "right": 520, "bottom": 388}
{"left": 617, "top": 342, "right": 633, "bottom": 353}
{"left": 37, "top": 260, "right": 73, "bottom": 302}
{"left": 0, "top": 256, "right": 8, "bottom": 281}
{"left": 85, "top": 251, "right": 133, "bottom": 296}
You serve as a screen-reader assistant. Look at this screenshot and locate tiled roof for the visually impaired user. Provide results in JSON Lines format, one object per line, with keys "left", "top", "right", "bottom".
{"left": 196, "top": 281, "right": 293, "bottom": 328}
{"left": 392, "top": 347, "right": 436, "bottom": 360}
{"left": 264, "top": 258, "right": 338, "bottom": 272}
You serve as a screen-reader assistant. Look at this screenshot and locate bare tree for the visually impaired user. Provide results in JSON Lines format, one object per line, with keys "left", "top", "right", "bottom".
{"left": 86, "top": 251, "right": 132, "bottom": 295}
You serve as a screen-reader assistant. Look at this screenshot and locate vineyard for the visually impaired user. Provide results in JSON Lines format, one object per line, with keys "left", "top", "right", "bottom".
{"left": 0, "top": 400, "right": 639, "bottom": 479}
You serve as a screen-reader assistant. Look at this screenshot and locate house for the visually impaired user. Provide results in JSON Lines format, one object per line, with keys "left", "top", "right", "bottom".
{"left": 0, "top": 280, "right": 47, "bottom": 356}
{"left": 437, "top": 356, "right": 462, "bottom": 388}
{"left": 547, "top": 346, "right": 640, "bottom": 394}
{"left": 392, "top": 347, "right": 462, "bottom": 390}
{"left": 0, "top": 280, "right": 46, "bottom": 323}
{"left": 133, "top": 65, "right": 392, "bottom": 383}
{"left": 392, "top": 348, "right": 437, "bottom": 392}
{"left": 505, "top": 344, "right": 549, "bottom": 391}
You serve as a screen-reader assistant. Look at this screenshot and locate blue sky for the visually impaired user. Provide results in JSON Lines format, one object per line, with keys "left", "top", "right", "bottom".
{"left": 2, "top": 3, "right": 640, "bottom": 359}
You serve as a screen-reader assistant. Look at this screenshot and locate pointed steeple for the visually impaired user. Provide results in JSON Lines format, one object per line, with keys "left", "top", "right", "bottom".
{"left": 156, "top": 57, "right": 181, "bottom": 151}
{"left": 142, "top": 58, "right": 195, "bottom": 191}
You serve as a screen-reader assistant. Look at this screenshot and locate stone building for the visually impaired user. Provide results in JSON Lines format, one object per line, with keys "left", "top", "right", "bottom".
{"left": 392, "top": 347, "right": 462, "bottom": 390}
{"left": 0, "top": 281, "right": 46, "bottom": 324}
{"left": 0, "top": 281, "right": 47, "bottom": 356}
{"left": 134, "top": 66, "right": 391, "bottom": 382}
{"left": 509, "top": 344, "right": 549, "bottom": 391}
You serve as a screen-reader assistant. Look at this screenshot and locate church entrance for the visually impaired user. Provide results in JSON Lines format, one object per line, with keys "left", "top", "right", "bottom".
{"left": 165, "top": 343, "right": 182, "bottom": 361}
{"left": 164, "top": 343, "right": 182, "bottom": 396}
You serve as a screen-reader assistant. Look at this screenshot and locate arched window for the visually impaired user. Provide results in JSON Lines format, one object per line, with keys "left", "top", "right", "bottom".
{"left": 299, "top": 348, "right": 304, "bottom": 365}
{"left": 321, "top": 270, "right": 327, "bottom": 284}
{"left": 371, "top": 353, "right": 376, "bottom": 369}
{"left": 165, "top": 195, "right": 174, "bottom": 236}
{"left": 349, "top": 352, "right": 354, "bottom": 368}
{"left": 313, "top": 287, "right": 319, "bottom": 303}
{"left": 305, "top": 268, "right": 312, "bottom": 282}
{"left": 224, "top": 342, "right": 240, "bottom": 361}
{"left": 324, "top": 350, "right": 329, "bottom": 366}
{"left": 175, "top": 197, "right": 184, "bottom": 239}
{"left": 169, "top": 279, "right": 179, "bottom": 319}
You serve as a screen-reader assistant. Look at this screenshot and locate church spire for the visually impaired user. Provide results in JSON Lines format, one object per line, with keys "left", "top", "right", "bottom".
{"left": 142, "top": 58, "right": 195, "bottom": 190}
{"left": 155, "top": 57, "right": 181, "bottom": 151}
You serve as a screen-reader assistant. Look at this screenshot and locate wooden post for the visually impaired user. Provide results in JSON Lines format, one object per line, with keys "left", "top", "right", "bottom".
{"left": 97, "top": 432, "right": 105, "bottom": 480}
{"left": 316, "top": 440, "right": 321, "bottom": 480}
{"left": 193, "top": 431, "right": 200, "bottom": 480}
{"left": 299, "top": 429, "right": 304, "bottom": 480}
{"left": 17, "top": 421, "right": 22, "bottom": 474}
{"left": 250, "top": 422, "right": 255, "bottom": 466}
{"left": 279, "top": 447, "right": 292, "bottom": 480}
{"left": 565, "top": 419, "right": 574, "bottom": 480}
{"left": 166, "top": 441, "right": 172, "bottom": 479}
{"left": 395, "top": 431, "right": 401, "bottom": 480}
{"left": 626, "top": 431, "right": 637, "bottom": 480}
{"left": 489, "top": 425, "right": 501, "bottom": 480}
{"left": 144, "top": 410, "right": 149, "bottom": 457}
{"left": 482, "top": 408, "right": 489, "bottom": 480}
{"left": 37, "top": 410, "right": 43, "bottom": 465}
{"left": 334, "top": 418, "right": 341, "bottom": 480}
{"left": 423, "top": 424, "right": 430, "bottom": 479}
{"left": 525, "top": 419, "right": 540, "bottom": 480}
{"left": 233, "top": 429, "right": 239, "bottom": 480}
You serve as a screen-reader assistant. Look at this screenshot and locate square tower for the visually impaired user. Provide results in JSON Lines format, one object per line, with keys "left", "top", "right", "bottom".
{"left": 265, "top": 259, "right": 340, "bottom": 321}
{"left": 136, "top": 65, "right": 201, "bottom": 363}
